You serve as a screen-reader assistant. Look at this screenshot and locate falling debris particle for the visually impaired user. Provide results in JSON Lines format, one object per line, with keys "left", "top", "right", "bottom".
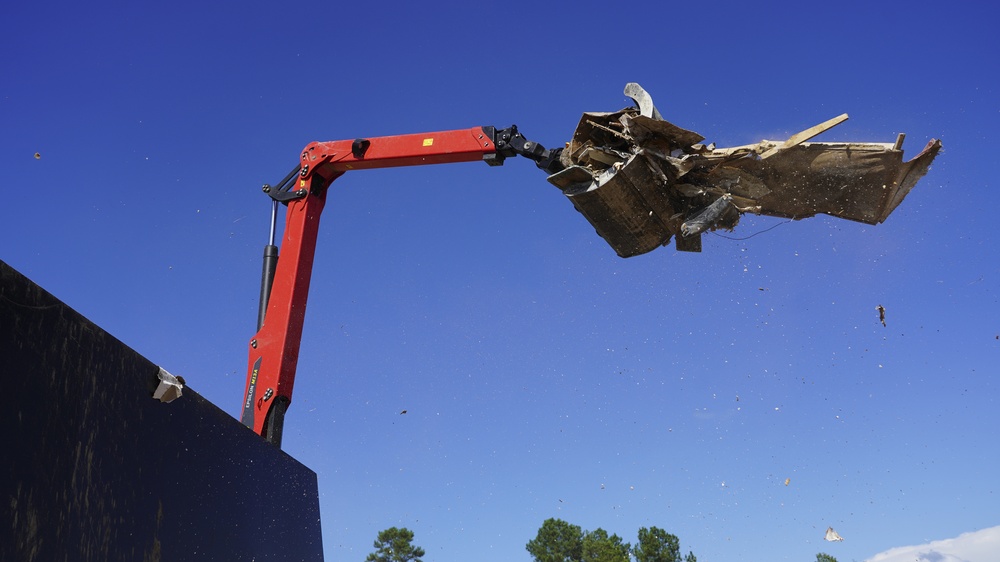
{"left": 876, "top": 304, "right": 887, "bottom": 327}
{"left": 824, "top": 527, "right": 844, "bottom": 542}
{"left": 735, "top": 394, "right": 740, "bottom": 402}
{"left": 33, "top": 152, "right": 41, "bottom": 159}
{"left": 784, "top": 478, "right": 791, "bottom": 486}
{"left": 600, "top": 483, "right": 606, "bottom": 490}
{"left": 399, "top": 410, "right": 407, "bottom": 415}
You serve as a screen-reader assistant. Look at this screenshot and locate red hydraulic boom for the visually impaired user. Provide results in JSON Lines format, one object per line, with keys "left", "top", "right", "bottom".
{"left": 241, "top": 125, "right": 561, "bottom": 446}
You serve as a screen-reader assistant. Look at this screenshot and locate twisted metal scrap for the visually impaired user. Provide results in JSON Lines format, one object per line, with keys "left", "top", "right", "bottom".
{"left": 549, "top": 83, "right": 941, "bottom": 257}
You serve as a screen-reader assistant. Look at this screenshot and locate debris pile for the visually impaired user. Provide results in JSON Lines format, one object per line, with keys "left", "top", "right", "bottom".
{"left": 548, "top": 83, "right": 941, "bottom": 257}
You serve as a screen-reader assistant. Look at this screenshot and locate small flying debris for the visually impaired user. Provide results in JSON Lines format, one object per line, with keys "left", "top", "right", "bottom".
{"left": 33, "top": 152, "right": 41, "bottom": 159}
{"left": 824, "top": 527, "right": 844, "bottom": 542}
{"left": 876, "top": 305, "right": 887, "bottom": 327}
{"left": 784, "top": 478, "right": 790, "bottom": 486}
{"left": 399, "top": 410, "right": 407, "bottom": 415}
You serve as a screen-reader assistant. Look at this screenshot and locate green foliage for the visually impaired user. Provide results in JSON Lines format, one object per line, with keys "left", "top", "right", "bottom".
{"left": 816, "top": 554, "right": 838, "bottom": 562}
{"left": 365, "top": 527, "right": 425, "bottom": 562}
{"left": 634, "top": 527, "right": 681, "bottom": 562}
{"left": 527, "top": 520, "right": 695, "bottom": 562}
{"left": 581, "top": 528, "right": 630, "bottom": 562}
{"left": 526, "top": 518, "right": 584, "bottom": 562}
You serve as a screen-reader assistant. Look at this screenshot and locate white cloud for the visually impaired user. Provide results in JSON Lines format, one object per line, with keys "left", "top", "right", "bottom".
{"left": 865, "top": 525, "right": 1000, "bottom": 562}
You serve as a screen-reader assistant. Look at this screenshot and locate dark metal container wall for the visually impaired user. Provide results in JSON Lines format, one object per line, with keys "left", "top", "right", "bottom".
{"left": 1, "top": 259, "right": 323, "bottom": 561}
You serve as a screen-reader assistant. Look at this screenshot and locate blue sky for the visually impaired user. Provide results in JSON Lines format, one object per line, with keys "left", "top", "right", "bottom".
{"left": 3, "top": 1, "right": 997, "bottom": 561}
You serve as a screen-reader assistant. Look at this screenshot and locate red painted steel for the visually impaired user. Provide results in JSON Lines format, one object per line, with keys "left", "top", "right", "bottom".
{"left": 241, "top": 175, "right": 331, "bottom": 438}
{"left": 242, "top": 127, "right": 496, "bottom": 441}
{"left": 303, "top": 127, "right": 494, "bottom": 174}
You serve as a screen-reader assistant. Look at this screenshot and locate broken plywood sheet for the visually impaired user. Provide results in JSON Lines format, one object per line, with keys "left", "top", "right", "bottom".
{"left": 550, "top": 83, "right": 941, "bottom": 258}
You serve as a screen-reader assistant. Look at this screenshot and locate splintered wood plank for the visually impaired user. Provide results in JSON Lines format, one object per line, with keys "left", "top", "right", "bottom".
{"left": 760, "top": 113, "right": 849, "bottom": 158}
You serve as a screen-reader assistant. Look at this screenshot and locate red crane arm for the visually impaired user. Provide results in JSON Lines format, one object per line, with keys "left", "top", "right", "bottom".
{"left": 306, "top": 127, "right": 498, "bottom": 172}
{"left": 240, "top": 125, "right": 560, "bottom": 445}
